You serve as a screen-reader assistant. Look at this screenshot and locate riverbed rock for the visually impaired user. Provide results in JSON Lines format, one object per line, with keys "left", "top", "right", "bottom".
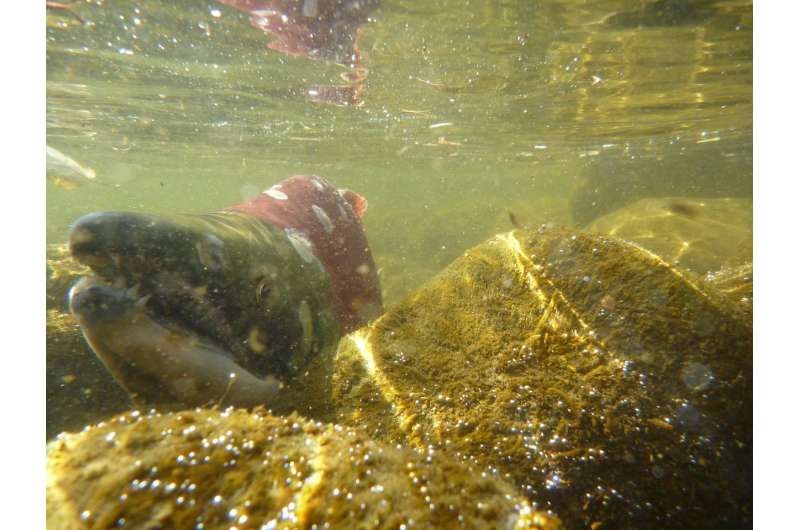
{"left": 585, "top": 196, "right": 752, "bottom": 274}
{"left": 276, "top": 226, "right": 752, "bottom": 529}
{"left": 47, "top": 408, "right": 561, "bottom": 530}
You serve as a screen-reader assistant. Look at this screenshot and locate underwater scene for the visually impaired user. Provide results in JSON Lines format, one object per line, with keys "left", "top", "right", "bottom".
{"left": 46, "top": 1, "right": 752, "bottom": 529}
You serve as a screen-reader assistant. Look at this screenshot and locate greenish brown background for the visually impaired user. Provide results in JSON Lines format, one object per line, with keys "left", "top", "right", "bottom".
{"left": 47, "top": 0, "right": 752, "bottom": 306}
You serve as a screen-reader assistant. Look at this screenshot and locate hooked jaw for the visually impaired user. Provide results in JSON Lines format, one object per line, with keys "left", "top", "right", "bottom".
{"left": 68, "top": 211, "right": 212, "bottom": 281}
{"left": 68, "top": 275, "right": 178, "bottom": 405}
{"left": 67, "top": 211, "right": 285, "bottom": 408}
{"left": 68, "top": 276, "right": 146, "bottom": 328}
{"left": 68, "top": 275, "right": 281, "bottom": 408}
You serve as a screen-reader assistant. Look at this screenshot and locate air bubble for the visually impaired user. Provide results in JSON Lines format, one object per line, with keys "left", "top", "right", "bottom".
{"left": 681, "top": 362, "right": 714, "bottom": 391}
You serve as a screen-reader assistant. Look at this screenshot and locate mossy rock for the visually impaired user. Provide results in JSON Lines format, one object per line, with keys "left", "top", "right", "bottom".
{"left": 47, "top": 244, "right": 130, "bottom": 438}
{"left": 704, "top": 261, "right": 753, "bottom": 322}
{"left": 585, "top": 197, "right": 752, "bottom": 274}
{"left": 47, "top": 408, "right": 562, "bottom": 530}
{"left": 569, "top": 139, "right": 752, "bottom": 226}
{"left": 47, "top": 227, "right": 751, "bottom": 529}
{"left": 47, "top": 243, "right": 90, "bottom": 310}
{"left": 370, "top": 195, "right": 571, "bottom": 307}
{"left": 276, "top": 226, "right": 751, "bottom": 529}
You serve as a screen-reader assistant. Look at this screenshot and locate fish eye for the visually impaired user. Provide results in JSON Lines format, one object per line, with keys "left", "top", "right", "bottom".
{"left": 255, "top": 277, "right": 272, "bottom": 304}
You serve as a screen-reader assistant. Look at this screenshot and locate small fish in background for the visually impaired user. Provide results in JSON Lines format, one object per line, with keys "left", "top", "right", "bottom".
{"left": 46, "top": 146, "right": 96, "bottom": 189}
{"left": 509, "top": 211, "right": 525, "bottom": 229}
{"left": 665, "top": 200, "right": 701, "bottom": 219}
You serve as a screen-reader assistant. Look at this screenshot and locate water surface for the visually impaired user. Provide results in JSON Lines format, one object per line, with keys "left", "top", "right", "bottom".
{"left": 47, "top": 0, "right": 752, "bottom": 303}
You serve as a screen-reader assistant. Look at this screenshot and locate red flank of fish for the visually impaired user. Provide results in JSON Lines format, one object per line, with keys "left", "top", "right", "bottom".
{"left": 228, "top": 175, "right": 382, "bottom": 332}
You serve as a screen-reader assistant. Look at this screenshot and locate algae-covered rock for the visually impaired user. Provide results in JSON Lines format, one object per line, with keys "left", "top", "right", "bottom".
{"left": 47, "top": 244, "right": 131, "bottom": 438}
{"left": 277, "top": 226, "right": 751, "bottom": 529}
{"left": 585, "top": 197, "right": 752, "bottom": 274}
{"left": 369, "top": 195, "right": 571, "bottom": 307}
{"left": 46, "top": 227, "right": 751, "bottom": 529}
{"left": 47, "top": 243, "right": 90, "bottom": 310}
{"left": 705, "top": 261, "right": 753, "bottom": 321}
{"left": 47, "top": 408, "right": 562, "bottom": 530}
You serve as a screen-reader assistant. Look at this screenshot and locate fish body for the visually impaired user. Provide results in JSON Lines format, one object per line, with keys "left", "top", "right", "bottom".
{"left": 229, "top": 175, "right": 380, "bottom": 331}
{"left": 46, "top": 146, "right": 96, "bottom": 189}
{"left": 68, "top": 175, "right": 382, "bottom": 408}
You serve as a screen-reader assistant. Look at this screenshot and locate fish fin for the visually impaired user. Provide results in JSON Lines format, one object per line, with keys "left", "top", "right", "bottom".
{"left": 339, "top": 189, "right": 368, "bottom": 218}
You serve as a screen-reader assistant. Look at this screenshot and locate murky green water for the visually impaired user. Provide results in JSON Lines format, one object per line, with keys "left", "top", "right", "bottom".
{"left": 46, "top": 3, "right": 754, "bottom": 526}
{"left": 46, "top": 0, "right": 752, "bottom": 305}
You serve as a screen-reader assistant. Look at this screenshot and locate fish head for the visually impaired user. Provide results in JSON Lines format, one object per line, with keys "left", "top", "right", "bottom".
{"left": 68, "top": 210, "right": 339, "bottom": 408}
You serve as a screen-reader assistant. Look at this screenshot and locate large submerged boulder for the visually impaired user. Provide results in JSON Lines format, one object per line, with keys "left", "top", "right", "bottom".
{"left": 705, "top": 261, "right": 753, "bottom": 321}
{"left": 47, "top": 226, "right": 751, "bottom": 529}
{"left": 276, "top": 226, "right": 752, "bottom": 529}
{"left": 47, "top": 408, "right": 561, "bottom": 530}
{"left": 585, "top": 196, "right": 752, "bottom": 274}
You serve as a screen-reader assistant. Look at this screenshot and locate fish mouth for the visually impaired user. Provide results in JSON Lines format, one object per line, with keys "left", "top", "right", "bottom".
{"left": 68, "top": 210, "right": 237, "bottom": 361}
{"left": 68, "top": 275, "right": 281, "bottom": 408}
{"left": 67, "top": 210, "right": 336, "bottom": 408}
{"left": 68, "top": 275, "right": 179, "bottom": 404}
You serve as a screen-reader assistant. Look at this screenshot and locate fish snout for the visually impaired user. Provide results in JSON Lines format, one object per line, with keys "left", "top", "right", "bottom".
{"left": 69, "top": 211, "right": 144, "bottom": 269}
{"left": 69, "top": 211, "right": 198, "bottom": 277}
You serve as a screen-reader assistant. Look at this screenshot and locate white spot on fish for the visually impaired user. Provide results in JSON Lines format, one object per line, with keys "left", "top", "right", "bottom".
{"left": 356, "top": 263, "right": 370, "bottom": 276}
{"left": 312, "top": 204, "right": 334, "bottom": 234}
{"left": 285, "top": 229, "right": 315, "bottom": 264}
{"left": 310, "top": 177, "right": 325, "bottom": 191}
{"left": 247, "top": 327, "right": 266, "bottom": 353}
{"left": 264, "top": 186, "right": 288, "bottom": 201}
{"left": 195, "top": 234, "right": 225, "bottom": 271}
{"left": 337, "top": 202, "right": 348, "bottom": 219}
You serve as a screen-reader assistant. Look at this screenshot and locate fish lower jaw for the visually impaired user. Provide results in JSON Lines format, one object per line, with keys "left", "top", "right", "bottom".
{"left": 75, "top": 289, "right": 280, "bottom": 408}
{"left": 68, "top": 274, "right": 151, "bottom": 326}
